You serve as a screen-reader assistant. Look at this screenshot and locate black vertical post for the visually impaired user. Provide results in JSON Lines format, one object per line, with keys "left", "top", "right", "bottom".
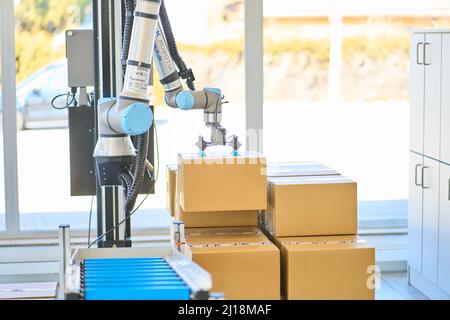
{"left": 92, "top": 0, "right": 155, "bottom": 247}
{"left": 94, "top": 0, "right": 121, "bottom": 247}
{"left": 92, "top": 0, "right": 103, "bottom": 242}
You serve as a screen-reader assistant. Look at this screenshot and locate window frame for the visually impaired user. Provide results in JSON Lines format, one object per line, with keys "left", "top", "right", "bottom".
{"left": 0, "top": 0, "right": 264, "bottom": 237}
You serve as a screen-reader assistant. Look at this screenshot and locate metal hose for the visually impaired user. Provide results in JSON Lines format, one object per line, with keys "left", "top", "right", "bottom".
{"left": 120, "top": 169, "right": 133, "bottom": 200}
{"left": 125, "top": 132, "right": 149, "bottom": 216}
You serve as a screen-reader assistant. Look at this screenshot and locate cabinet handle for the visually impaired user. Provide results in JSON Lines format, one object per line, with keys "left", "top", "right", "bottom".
{"left": 416, "top": 42, "right": 423, "bottom": 65}
{"left": 448, "top": 178, "right": 450, "bottom": 200}
{"left": 421, "top": 166, "right": 428, "bottom": 189}
{"left": 415, "top": 164, "right": 422, "bottom": 186}
{"left": 424, "top": 42, "right": 431, "bottom": 65}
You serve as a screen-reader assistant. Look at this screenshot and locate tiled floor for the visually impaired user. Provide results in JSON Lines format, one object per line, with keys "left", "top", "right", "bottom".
{"left": 376, "top": 272, "right": 428, "bottom": 300}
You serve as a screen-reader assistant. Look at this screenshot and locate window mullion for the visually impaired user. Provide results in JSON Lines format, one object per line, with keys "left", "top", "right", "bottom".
{"left": 0, "top": 0, "right": 20, "bottom": 233}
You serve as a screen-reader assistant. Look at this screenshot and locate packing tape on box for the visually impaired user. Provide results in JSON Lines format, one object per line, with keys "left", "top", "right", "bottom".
{"left": 281, "top": 239, "right": 367, "bottom": 246}
{"left": 188, "top": 241, "right": 273, "bottom": 248}
{"left": 186, "top": 230, "right": 262, "bottom": 237}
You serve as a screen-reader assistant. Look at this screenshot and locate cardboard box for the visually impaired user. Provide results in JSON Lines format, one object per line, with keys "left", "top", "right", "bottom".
{"left": 266, "top": 175, "right": 357, "bottom": 237}
{"left": 178, "top": 152, "right": 267, "bottom": 212}
{"left": 261, "top": 161, "right": 341, "bottom": 227}
{"left": 185, "top": 227, "right": 280, "bottom": 300}
{"left": 166, "top": 164, "right": 178, "bottom": 216}
{"left": 273, "top": 235, "right": 375, "bottom": 300}
{"left": 177, "top": 207, "right": 259, "bottom": 228}
{"left": 267, "top": 161, "right": 340, "bottom": 177}
{"left": 170, "top": 164, "right": 259, "bottom": 227}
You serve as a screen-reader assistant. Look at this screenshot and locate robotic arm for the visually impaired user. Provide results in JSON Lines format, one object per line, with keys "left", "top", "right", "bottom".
{"left": 153, "top": 17, "right": 241, "bottom": 151}
{"left": 92, "top": 0, "right": 240, "bottom": 247}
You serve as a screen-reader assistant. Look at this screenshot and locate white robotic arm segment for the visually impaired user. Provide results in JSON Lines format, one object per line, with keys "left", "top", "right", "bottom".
{"left": 94, "top": 0, "right": 161, "bottom": 188}
{"left": 153, "top": 22, "right": 222, "bottom": 111}
{"left": 96, "top": 0, "right": 160, "bottom": 140}
{"left": 122, "top": 0, "right": 160, "bottom": 101}
{"left": 153, "top": 20, "right": 237, "bottom": 150}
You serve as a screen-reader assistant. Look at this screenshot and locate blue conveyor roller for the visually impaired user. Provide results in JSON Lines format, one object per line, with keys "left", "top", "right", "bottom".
{"left": 82, "top": 257, "right": 190, "bottom": 300}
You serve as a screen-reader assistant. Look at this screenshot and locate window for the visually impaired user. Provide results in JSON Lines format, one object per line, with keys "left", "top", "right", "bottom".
{"left": 137, "top": 0, "right": 246, "bottom": 213}
{"left": 1, "top": 0, "right": 17, "bottom": 232}
{"left": 1, "top": 0, "right": 247, "bottom": 234}
{"left": 13, "top": 0, "right": 93, "bottom": 231}
{"left": 262, "top": 0, "right": 450, "bottom": 230}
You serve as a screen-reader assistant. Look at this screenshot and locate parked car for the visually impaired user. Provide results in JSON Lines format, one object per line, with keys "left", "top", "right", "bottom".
{"left": 16, "top": 60, "right": 69, "bottom": 129}
{"left": 0, "top": 94, "right": 25, "bottom": 130}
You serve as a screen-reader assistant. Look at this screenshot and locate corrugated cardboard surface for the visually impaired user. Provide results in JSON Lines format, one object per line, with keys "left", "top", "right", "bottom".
{"left": 267, "top": 176, "right": 357, "bottom": 237}
{"left": 169, "top": 164, "right": 259, "bottom": 227}
{"left": 178, "top": 152, "right": 267, "bottom": 212}
{"left": 166, "top": 164, "right": 177, "bottom": 216}
{"left": 273, "top": 235, "right": 375, "bottom": 300}
{"left": 177, "top": 207, "right": 259, "bottom": 227}
{"left": 262, "top": 161, "right": 341, "bottom": 228}
{"left": 267, "top": 161, "right": 340, "bottom": 177}
{"left": 185, "top": 227, "right": 280, "bottom": 300}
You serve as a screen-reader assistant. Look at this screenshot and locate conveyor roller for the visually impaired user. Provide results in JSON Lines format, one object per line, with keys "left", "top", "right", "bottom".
{"left": 82, "top": 257, "right": 190, "bottom": 300}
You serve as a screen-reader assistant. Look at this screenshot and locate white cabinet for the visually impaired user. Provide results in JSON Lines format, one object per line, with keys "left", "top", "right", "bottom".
{"left": 409, "top": 30, "right": 450, "bottom": 299}
{"left": 408, "top": 154, "right": 440, "bottom": 284}
{"left": 408, "top": 152, "right": 423, "bottom": 272}
{"left": 421, "top": 157, "right": 440, "bottom": 284}
{"left": 410, "top": 33, "right": 425, "bottom": 154}
{"left": 423, "top": 34, "right": 442, "bottom": 160}
{"left": 410, "top": 33, "right": 442, "bottom": 159}
{"left": 440, "top": 34, "right": 450, "bottom": 164}
{"left": 439, "top": 164, "right": 450, "bottom": 295}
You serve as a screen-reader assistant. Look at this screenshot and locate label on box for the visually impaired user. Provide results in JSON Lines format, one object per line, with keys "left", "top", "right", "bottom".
{"left": 281, "top": 239, "right": 366, "bottom": 246}
{"left": 189, "top": 241, "right": 273, "bottom": 248}
{"left": 186, "top": 230, "right": 261, "bottom": 236}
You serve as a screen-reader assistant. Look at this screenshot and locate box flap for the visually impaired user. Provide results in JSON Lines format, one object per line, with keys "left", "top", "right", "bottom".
{"left": 267, "top": 161, "right": 339, "bottom": 177}
{"left": 269, "top": 175, "right": 355, "bottom": 185}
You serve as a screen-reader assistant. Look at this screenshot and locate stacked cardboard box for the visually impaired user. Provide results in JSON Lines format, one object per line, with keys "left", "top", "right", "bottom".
{"left": 260, "top": 161, "right": 341, "bottom": 228}
{"left": 177, "top": 153, "right": 267, "bottom": 212}
{"left": 167, "top": 153, "right": 266, "bottom": 227}
{"left": 166, "top": 164, "right": 177, "bottom": 217}
{"left": 263, "top": 164, "right": 376, "bottom": 300}
{"left": 265, "top": 175, "right": 357, "bottom": 237}
{"left": 167, "top": 158, "right": 375, "bottom": 300}
{"left": 185, "top": 227, "right": 280, "bottom": 300}
{"left": 273, "top": 235, "right": 375, "bottom": 300}
{"left": 167, "top": 164, "right": 259, "bottom": 227}
{"left": 168, "top": 152, "right": 279, "bottom": 300}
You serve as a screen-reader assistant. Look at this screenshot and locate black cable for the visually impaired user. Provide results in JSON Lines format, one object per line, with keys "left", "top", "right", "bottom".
{"left": 159, "top": 0, "right": 196, "bottom": 90}
{"left": 121, "top": 169, "right": 134, "bottom": 200}
{"left": 51, "top": 93, "right": 75, "bottom": 110}
{"left": 87, "top": 195, "right": 94, "bottom": 246}
{"left": 88, "top": 125, "right": 160, "bottom": 248}
{"left": 88, "top": 165, "right": 154, "bottom": 248}
{"left": 121, "top": 0, "right": 135, "bottom": 79}
{"left": 125, "top": 132, "right": 149, "bottom": 215}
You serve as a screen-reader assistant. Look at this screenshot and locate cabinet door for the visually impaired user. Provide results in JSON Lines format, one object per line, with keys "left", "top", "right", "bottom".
{"left": 410, "top": 33, "right": 425, "bottom": 154}
{"left": 423, "top": 33, "right": 442, "bottom": 160}
{"left": 408, "top": 152, "right": 424, "bottom": 272}
{"left": 440, "top": 34, "right": 450, "bottom": 164}
{"left": 422, "top": 157, "right": 440, "bottom": 284}
{"left": 439, "top": 163, "right": 450, "bottom": 295}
